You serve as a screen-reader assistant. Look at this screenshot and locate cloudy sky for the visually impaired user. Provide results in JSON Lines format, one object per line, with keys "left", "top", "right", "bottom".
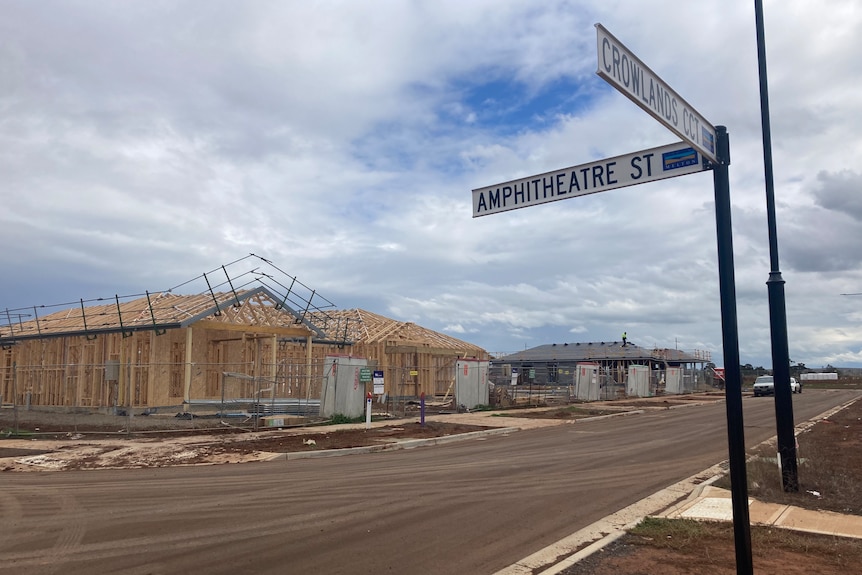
{"left": 2, "top": 0, "right": 862, "bottom": 369}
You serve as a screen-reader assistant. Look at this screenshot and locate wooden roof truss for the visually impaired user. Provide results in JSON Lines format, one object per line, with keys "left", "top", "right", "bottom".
{"left": 0, "top": 255, "right": 351, "bottom": 345}
{"left": 308, "top": 308, "right": 485, "bottom": 354}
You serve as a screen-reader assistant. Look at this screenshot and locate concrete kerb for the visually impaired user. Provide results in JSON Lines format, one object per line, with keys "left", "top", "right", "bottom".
{"left": 263, "top": 426, "right": 520, "bottom": 461}
{"left": 564, "top": 409, "right": 644, "bottom": 423}
{"left": 262, "top": 396, "right": 718, "bottom": 461}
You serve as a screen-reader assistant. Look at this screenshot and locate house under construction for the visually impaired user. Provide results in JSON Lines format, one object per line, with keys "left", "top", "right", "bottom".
{"left": 492, "top": 340, "right": 711, "bottom": 398}
{"left": 0, "top": 256, "right": 488, "bottom": 413}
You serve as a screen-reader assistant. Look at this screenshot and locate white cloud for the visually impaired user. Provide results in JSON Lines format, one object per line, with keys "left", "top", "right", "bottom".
{"left": 3, "top": 1, "right": 862, "bottom": 369}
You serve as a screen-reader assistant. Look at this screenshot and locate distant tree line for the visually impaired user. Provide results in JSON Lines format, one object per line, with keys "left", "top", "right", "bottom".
{"left": 739, "top": 362, "right": 839, "bottom": 377}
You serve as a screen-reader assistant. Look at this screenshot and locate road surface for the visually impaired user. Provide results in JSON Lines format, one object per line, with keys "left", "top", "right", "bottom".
{"left": 0, "top": 389, "right": 856, "bottom": 575}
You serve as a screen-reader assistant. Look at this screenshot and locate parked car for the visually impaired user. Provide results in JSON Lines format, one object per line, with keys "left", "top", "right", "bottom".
{"left": 791, "top": 377, "right": 802, "bottom": 393}
{"left": 752, "top": 375, "right": 801, "bottom": 396}
{"left": 753, "top": 375, "right": 773, "bottom": 396}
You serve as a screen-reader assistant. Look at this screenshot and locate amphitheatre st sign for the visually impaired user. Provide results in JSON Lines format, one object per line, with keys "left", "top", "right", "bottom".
{"left": 472, "top": 141, "right": 705, "bottom": 217}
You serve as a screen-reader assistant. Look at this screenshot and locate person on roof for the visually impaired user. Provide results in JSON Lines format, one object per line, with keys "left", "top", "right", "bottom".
{"left": 622, "top": 332, "right": 627, "bottom": 347}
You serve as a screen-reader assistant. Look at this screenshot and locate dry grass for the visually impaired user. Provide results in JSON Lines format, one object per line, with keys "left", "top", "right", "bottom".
{"left": 714, "top": 397, "right": 862, "bottom": 515}
{"left": 627, "top": 517, "right": 862, "bottom": 567}
{"left": 559, "top": 395, "right": 862, "bottom": 574}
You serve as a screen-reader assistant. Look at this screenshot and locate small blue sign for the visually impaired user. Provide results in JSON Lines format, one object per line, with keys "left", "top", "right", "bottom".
{"left": 662, "top": 147, "right": 698, "bottom": 171}
{"left": 701, "top": 128, "right": 715, "bottom": 154}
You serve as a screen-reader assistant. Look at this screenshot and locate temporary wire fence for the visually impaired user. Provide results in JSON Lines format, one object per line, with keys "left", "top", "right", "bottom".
{"left": 1, "top": 357, "right": 715, "bottom": 435}
{"left": 0, "top": 359, "right": 330, "bottom": 435}
{"left": 0, "top": 359, "right": 458, "bottom": 434}
{"left": 487, "top": 363, "right": 712, "bottom": 408}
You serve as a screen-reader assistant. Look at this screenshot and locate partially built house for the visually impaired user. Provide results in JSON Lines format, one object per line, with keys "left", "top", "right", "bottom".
{"left": 0, "top": 256, "right": 488, "bottom": 413}
{"left": 492, "top": 340, "right": 711, "bottom": 399}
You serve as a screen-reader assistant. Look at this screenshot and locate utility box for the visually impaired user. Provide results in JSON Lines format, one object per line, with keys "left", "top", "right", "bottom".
{"left": 627, "top": 364, "right": 651, "bottom": 397}
{"left": 320, "top": 355, "right": 368, "bottom": 418}
{"left": 455, "top": 359, "right": 489, "bottom": 409}
{"left": 575, "top": 363, "right": 600, "bottom": 401}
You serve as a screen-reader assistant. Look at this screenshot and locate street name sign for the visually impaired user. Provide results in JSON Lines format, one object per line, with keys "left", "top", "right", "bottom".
{"left": 470, "top": 23, "right": 750, "bottom": 574}
{"left": 596, "top": 23, "right": 717, "bottom": 163}
{"left": 472, "top": 141, "right": 705, "bottom": 217}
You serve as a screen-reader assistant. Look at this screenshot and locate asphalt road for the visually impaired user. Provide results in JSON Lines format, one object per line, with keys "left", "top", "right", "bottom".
{"left": 1, "top": 389, "right": 857, "bottom": 575}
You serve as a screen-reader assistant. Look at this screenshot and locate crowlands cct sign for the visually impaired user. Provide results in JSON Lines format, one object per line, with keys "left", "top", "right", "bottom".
{"left": 595, "top": 24, "right": 717, "bottom": 163}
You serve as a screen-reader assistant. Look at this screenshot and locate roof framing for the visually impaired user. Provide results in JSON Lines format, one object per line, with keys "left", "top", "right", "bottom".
{"left": 0, "top": 286, "right": 328, "bottom": 344}
{"left": 309, "top": 308, "right": 485, "bottom": 352}
{"left": 0, "top": 257, "right": 489, "bottom": 355}
{"left": 0, "top": 256, "right": 354, "bottom": 346}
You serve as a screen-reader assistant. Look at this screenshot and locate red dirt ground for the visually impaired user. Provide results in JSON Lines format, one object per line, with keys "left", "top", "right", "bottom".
{"left": 557, "top": 398, "right": 862, "bottom": 574}
{"left": 2, "top": 394, "right": 860, "bottom": 574}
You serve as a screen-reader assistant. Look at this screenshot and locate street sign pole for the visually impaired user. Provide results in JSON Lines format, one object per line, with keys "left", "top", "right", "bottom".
{"left": 471, "top": 24, "right": 755, "bottom": 573}
{"left": 712, "top": 126, "right": 754, "bottom": 575}
{"left": 594, "top": 25, "right": 753, "bottom": 573}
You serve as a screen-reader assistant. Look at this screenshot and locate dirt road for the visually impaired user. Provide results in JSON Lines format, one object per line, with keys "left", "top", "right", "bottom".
{"left": 0, "top": 391, "right": 856, "bottom": 574}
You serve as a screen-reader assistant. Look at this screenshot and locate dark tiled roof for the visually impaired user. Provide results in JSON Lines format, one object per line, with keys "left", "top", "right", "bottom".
{"left": 494, "top": 341, "right": 704, "bottom": 364}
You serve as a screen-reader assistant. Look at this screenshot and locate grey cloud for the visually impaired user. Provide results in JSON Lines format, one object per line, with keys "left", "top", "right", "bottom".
{"left": 813, "top": 170, "right": 862, "bottom": 221}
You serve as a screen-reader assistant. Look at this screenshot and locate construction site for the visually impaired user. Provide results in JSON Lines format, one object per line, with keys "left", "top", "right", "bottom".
{"left": 1, "top": 255, "right": 489, "bottom": 427}
{"left": 490, "top": 341, "right": 715, "bottom": 403}
{"left": 1, "top": 255, "right": 723, "bottom": 433}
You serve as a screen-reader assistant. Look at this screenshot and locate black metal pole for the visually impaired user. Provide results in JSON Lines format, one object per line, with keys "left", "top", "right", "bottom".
{"left": 712, "top": 126, "right": 754, "bottom": 575}
{"left": 754, "top": 0, "right": 798, "bottom": 492}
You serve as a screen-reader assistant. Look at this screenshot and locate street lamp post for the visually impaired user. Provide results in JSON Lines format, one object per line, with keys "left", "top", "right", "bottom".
{"left": 754, "top": 0, "right": 799, "bottom": 492}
